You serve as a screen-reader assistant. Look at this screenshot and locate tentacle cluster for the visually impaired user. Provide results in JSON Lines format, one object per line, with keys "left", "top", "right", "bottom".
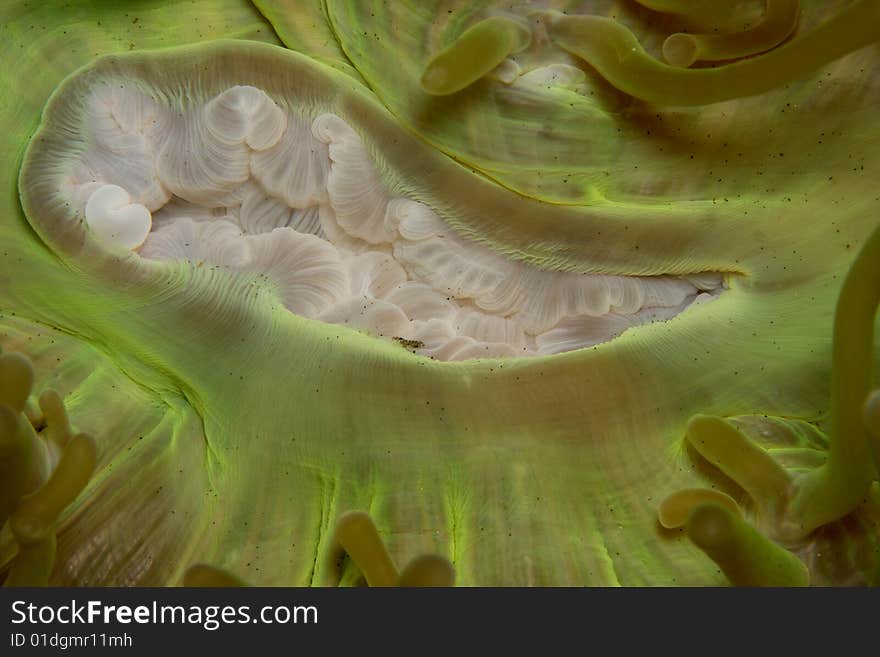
{"left": 660, "top": 222, "right": 880, "bottom": 585}
{"left": 547, "top": 0, "right": 880, "bottom": 106}
{"left": 182, "top": 511, "right": 456, "bottom": 588}
{"left": 0, "top": 346, "right": 97, "bottom": 586}
{"left": 645, "top": 0, "right": 801, "bottom": 68}
{"left": 334, "top": 511, "right": 456, "bottom": 587}
{"left": 417, "top": 1, "right": 879, "bottom": 106}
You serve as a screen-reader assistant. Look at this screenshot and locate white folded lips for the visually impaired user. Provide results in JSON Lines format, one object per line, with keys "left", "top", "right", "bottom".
{"left": 65, "top": 82, "right": 724, "bottom": 360}
{"left": 84, "top": 184, "right": 152, "bottom": 251}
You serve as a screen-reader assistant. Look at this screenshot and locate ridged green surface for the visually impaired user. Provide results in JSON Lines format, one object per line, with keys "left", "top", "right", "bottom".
{"left": 0, "top": 0, "right": 878, "bottom": 585}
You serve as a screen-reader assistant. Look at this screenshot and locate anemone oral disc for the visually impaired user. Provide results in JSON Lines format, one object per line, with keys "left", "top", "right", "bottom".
{"left": 24, "top": 70, "right": 726, "bottom": 361}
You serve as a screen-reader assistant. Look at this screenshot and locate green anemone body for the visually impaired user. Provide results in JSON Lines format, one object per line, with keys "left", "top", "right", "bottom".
{"left": 0, "top": 0, "right": 879, "bottom": 586}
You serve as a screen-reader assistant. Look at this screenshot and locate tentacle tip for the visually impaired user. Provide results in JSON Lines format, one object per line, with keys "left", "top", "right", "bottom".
{"left": 419, "top": 64, "right": 452, "bottom": 96}
{"left": 8, "top": 511, "right": 49, "bottom": 545}
{"left": 38, "top": 388, "right": 60, "bottom": 406}
{"left": 334, "top": 509, "right": 374, "bottom": 540}
{"left": 684, "top": 413, "right": 721, "bottom": 441}
{"left": 663, "top": 33, "right": 698, "bottom": 68}
{"left": 658, "top": 488, "right": 741, "bottom": 529}
{"left": 398, "top": 554, "right": 456, "bottom": 587}
{"left": 0, "top": 351, "right": 36, "bottom": 414}
{"left": 182, "top": 563, "right": 245, "bottom": 587}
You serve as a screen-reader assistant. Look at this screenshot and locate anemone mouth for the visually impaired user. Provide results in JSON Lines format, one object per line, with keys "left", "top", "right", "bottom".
{"left": 19, "top": 40, "right": 727, "bottom": 361}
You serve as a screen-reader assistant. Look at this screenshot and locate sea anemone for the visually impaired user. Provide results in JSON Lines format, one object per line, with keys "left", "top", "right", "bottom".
{"left": 1, "top": 0, "right": 879, "bottom": 586}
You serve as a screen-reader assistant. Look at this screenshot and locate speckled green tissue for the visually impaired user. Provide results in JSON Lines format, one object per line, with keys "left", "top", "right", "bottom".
{"left": 1, "top": 0, "right": 879, "bottom": 586}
